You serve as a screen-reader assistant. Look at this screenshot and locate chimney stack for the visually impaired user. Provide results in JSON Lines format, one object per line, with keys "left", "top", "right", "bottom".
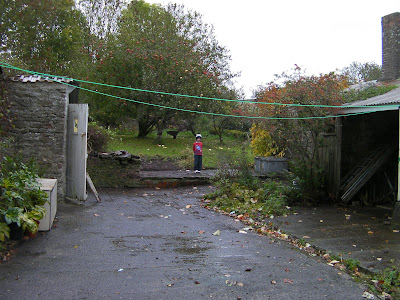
{"left": 382, "top": 12, "right": 400, "bottom": 81}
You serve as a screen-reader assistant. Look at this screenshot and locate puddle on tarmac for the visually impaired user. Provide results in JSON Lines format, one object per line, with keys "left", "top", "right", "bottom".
{"left": 174, "top": 246, "right": 212, "bottom": 255}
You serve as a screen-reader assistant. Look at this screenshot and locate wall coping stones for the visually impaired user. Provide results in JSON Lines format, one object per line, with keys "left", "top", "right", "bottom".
{"left": 91, "top": 150, "right": 141, "bottom": 165}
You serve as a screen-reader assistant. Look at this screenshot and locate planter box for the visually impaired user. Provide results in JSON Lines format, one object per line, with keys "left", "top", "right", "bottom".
{"left": 254, "top": 156, "right": 288, "bottom": 174}
{"left": 37, "top": 179, "right": 57, "bottom": 231}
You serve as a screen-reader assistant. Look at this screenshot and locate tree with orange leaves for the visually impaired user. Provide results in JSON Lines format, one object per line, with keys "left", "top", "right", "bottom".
{"left": 255, "top": 66, "right": 348, "bottom": 200}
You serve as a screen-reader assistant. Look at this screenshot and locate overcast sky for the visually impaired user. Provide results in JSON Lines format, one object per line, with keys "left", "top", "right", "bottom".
{"left": 146, "top": 0, "right": 399, "bottom": 97}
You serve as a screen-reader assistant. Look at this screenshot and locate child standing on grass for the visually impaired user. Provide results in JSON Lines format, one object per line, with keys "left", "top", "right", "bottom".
{"left": 193, "top": 134, "right": 203, "bottom": 173}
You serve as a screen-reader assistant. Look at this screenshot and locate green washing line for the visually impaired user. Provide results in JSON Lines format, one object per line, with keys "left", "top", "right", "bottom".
{"left": 0, "top": 61, "right": 394, "bottom": 120}
{"left": 2, "top": 61, "right": 398, "bottom": 109}
{"left": 61, "top": 82, "right": 379, "bottom": 120}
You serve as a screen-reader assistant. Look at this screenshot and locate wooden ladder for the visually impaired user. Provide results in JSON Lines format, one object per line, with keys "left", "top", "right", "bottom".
{"left": 340, "top": 144, "right": 396, "bottom": 203}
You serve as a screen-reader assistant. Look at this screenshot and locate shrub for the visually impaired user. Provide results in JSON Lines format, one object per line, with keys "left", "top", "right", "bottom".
{"left": 250, "top": 124, "right": 284, "bottom": 157}
{"left": 206, "top": 180, "right": 291, "bottom": 218}
{"left": 289, "top": 159, "right": 324, "bottom": 204}
{"left": 345, "top": 258, "right": 360, "bottom": 271}
{"left": 0, "top": 156, "right": 47, "bottom": 248}
{"left": 206, "top": 147, "right": 293, "bottom": 218}
{"left": 212, "top": 146, "right": 258, "bottom": 189}
{"left": 177, "top": 147, "right": 193, "bottom": 170}
{"left": 87, "top": 122, "right": 110, "bottom": 153}
{"left": 371, "top": 266, "right": 400, "bottom": 297}
{"left": 342, "top": 84, "right": 397, "bottom": 103}
{"left": 225, "top": 130, "right": 248, "bottom": 140}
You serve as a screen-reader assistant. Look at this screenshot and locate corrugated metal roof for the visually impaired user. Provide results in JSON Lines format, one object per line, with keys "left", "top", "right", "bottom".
{"left": 10, "top": 75, "right": 73, "bottom": 83}
{"left": 342, "top": 85, "right": 400, "bottom": 113}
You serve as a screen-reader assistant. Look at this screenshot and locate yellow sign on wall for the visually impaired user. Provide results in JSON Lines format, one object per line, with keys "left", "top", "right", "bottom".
{"left": 74, "top": 118, "right": 78, "bottom": 133}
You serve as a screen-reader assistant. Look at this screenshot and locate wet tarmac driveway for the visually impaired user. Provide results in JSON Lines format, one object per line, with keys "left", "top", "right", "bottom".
{"left": 0, "top": 186, "right": 368, "bottom": 299}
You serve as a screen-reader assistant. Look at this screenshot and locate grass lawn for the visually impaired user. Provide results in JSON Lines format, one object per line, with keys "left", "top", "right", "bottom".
{"left": 107, "top": 130, "right": 253, "bottom": 169}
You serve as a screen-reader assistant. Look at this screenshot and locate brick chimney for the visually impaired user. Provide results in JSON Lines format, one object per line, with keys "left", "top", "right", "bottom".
{"left": 382, "top": 12, "right": 400, "bottom": 81}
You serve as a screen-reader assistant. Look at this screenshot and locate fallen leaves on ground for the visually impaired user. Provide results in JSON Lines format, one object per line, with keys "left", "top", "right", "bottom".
{"left": 0, "top": 247, "right": 16, "bottom": 263}
{"left": 225, "top": 280, "right": 244, "bottom": 287}
{"left": 283, "top": 278, "right": 293, "bottom": 284}
{"left": 362, "top": 291, "right": 375, "bottom": 299}
{"left": 200, "top": 196, "right": 399, "bottom": 300}
{"left": 328, "top": 260, "right": 341, "bottom": 266}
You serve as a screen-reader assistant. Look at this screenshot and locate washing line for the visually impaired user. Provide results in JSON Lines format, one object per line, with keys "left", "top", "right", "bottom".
{"left": 65, "top": 79, "right": 381, "bottom": 120}
{"left": 0, "top": 61, "right": 382, "bottom": 120}
{"left": 1, "top": 61, "right": 397, "bottom": 110}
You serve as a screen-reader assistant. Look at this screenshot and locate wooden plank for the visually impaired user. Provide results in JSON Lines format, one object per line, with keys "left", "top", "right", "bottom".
{"left": 86, "top": 173, "right": 101, "bottom": 202}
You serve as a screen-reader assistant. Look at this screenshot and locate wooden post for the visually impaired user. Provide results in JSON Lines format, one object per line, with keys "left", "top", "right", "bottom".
{"left": 398, "top": 109, "right": 400, "bottom": 202}
{"left": 334, "top": 117, "right": 342, "bottom": 200}
{"left": 392, "top": 109, "right": 400, "bottom": 228}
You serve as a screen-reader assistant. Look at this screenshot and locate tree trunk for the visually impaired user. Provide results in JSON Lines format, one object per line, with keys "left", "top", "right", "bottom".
{"left": 154, "top": 119, "right": 165, "bottom": 144}
{"left": 212, "top": 116, "right": 224, "bottom": 143}
{"left": 137, "top": 118, "right": 156, "bottom": 138}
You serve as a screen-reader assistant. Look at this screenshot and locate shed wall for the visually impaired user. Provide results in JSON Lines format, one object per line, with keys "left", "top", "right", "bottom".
{"left": 6, "top": 81, "right": 69, "bottom": 199}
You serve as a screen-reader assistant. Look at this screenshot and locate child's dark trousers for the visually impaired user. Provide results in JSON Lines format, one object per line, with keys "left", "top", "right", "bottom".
{"left": 194, "top": 154, "right": 202, "bottom": 171}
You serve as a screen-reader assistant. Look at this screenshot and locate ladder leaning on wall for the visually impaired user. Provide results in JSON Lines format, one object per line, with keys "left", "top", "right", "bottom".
{"left": 340, "top": 144, "right": 396, "bottom": 204}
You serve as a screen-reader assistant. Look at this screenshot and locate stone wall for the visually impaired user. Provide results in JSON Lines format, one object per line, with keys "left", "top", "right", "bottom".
{"left": 87, "top": 151, "right": 141, "bottom": 188}
{"left": 382, "top": 12, "right": 400, "bottom": 81}
{"left": 6, "top": 81, "right": 69, "bottom": 199}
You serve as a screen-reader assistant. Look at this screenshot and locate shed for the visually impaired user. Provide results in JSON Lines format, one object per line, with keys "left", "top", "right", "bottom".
{"left": 323, "top": 12, "right": 400, "bottom": 225}
{"left": 4, "top": 75, "right": 88, "bottom": 201}
{"left": 337, "top": 84, "right": 400, "bottom": 204}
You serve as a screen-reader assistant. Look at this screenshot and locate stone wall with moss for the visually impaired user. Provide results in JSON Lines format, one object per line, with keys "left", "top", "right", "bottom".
{"left": 6, "top": 81, "right": 69, "bottom": 199}
{"left": 87, "top": 151, "right": 141, "bottom": 188}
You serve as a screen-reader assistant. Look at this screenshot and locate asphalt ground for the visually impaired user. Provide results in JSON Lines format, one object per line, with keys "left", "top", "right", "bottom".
{"left": 0, "top": 186, "right": 369, "bottom": 299}
{"left": 275, "top": 204, "right": 400, "bottom": 273}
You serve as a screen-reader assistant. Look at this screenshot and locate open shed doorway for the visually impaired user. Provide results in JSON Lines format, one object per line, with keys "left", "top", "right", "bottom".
{"left": 339, "top": 110, "right": 398, "bottom": 205}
